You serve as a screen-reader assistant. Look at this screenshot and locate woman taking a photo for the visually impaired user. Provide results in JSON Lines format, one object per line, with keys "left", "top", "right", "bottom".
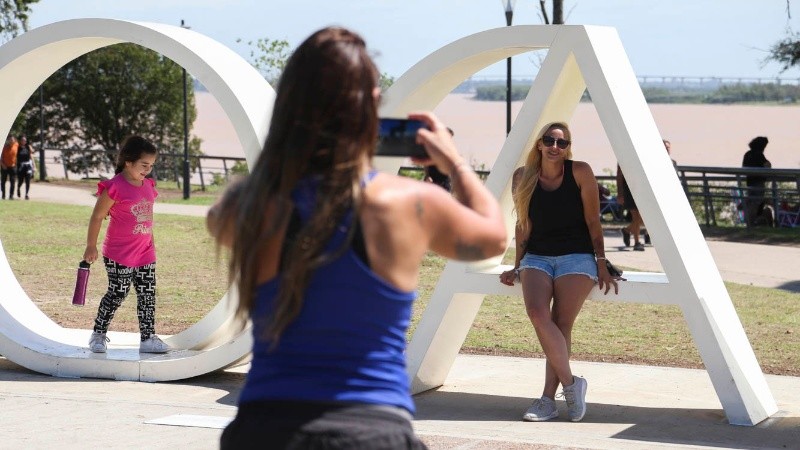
{"left": 499, "top": 122, "right": 620, "bottom": 423}
{"left": 208, "top": 27, "right": 506, "bottom": 449}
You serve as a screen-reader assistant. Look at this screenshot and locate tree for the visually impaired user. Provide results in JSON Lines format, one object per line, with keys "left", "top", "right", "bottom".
{"left": 238, "top": 37, "right": 291, "bottom": 85}
{"left": 767, "top": 33, "right": 800, "bottom": 72}
{"left": 766, "top": 0, "right": 800, "bottom": 72}
{"left": 0, "top": 0, "right": 39, "bottom": 41}
{"left": 538, "top": 0, "right": 565, "bottom": 25}
{"left": 241, "top": 36, "right": 394, "bottom": 88}
{"left": 13, "top": 43, "right": 202, "bottom": 180}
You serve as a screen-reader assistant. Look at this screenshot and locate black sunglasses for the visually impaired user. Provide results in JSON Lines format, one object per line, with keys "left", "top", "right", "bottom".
{"left": 541, "top": 135, "right": 570, "bottom": 149}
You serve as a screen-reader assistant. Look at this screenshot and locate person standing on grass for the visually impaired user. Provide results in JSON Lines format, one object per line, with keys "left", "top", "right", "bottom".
{"left": 499, "top": 122, "right": 620, "bottom": 423}
{"left": 207, "top": 26, "right": 506, "bottom": 449}
{"left": 1, "top": 135, "right": 18, "bottom": 200}
{"left": 616, "top": 162, "right": 645, "bottom": 251}
{"left": 82, "top": 135, "right": 169, "bottom": 354}
{"left": 15, "top": 135, "right": 36, "bottom": 200}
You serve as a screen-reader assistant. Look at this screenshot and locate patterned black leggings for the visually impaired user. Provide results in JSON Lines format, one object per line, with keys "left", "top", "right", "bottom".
{"left": 93, "top": 257, "right": 157, "bottom": 341}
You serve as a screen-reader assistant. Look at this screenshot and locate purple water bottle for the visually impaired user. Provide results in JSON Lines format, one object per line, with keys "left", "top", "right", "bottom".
{"left": 72, "top": 261, "right": 91, "bottom": 306}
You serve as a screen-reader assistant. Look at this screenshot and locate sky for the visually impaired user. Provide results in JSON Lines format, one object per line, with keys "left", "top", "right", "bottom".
{"left": 25, "top": 0, "right": 800, "bottom": 82}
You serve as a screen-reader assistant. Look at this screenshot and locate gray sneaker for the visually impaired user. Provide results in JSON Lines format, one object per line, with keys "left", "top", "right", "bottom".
{"left": 139, "top": 335, "right": 170, "bottom": 353}
{"left": 560, "top": 376, "right": 588, "bottom": 422}
{"left": 522, "top": 396, "right": 559, "bottom": 422}
{"left": 89, "top": 332, "right": 109, "bottom": 353}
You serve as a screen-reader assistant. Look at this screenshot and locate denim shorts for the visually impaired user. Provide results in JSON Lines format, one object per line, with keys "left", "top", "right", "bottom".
{"left": 519, "top": 253, "right": 598, "bottom": 282}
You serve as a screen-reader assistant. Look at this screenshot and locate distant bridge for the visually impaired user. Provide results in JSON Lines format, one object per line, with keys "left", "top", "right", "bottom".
{"left": 456, "top": 74, "right": 800, "bottom": 92}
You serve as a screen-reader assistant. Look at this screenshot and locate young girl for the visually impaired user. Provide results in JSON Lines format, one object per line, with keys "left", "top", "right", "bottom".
{"left": 82, "top": 135, "right": 169, "bottom": 354}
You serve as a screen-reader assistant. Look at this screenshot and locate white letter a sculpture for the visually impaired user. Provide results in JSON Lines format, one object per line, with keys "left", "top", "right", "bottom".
{"left": 378, "top": 25, "right": 777, "bottom": 427}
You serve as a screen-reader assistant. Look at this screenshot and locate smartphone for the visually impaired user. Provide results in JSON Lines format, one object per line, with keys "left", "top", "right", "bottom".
{"left": 376, "top": 118, "right": 428, "bottom": 158}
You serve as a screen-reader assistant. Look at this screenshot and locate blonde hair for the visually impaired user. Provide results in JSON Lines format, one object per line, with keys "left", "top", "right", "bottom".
{"left": 512, "top": 122, "right": 573, "bottom": 231}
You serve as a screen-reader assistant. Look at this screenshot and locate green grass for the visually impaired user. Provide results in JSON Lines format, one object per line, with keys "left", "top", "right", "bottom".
{"left": 0, "top": 200, "right": 228, "bottom": 334}
{"left": 411, "top": 247, "right": 800, "bottom": 376}
{"left": 1, "top": 201, "right": 798, "bottom": 375}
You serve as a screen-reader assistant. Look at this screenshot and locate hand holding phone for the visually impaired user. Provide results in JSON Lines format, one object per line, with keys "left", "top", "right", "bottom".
{"left": 408, "top": 112, "right": 464, "bottom": 177}
{"left": 376, "top": 118, "right": 428, "bottom": 158}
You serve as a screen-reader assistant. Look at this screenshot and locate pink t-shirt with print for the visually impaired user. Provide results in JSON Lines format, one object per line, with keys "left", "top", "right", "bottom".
{"left": 97, "top": 174, "right": 158, "bottom": 267}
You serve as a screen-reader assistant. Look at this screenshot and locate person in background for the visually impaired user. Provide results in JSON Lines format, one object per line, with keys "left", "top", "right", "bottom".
{"left": 598, "top": 182, "right": 623, "bottom": 222}
{"left": 499, "top": 122, "right": 620, "bottom": 423}
{"left": 663, "top": 139, "right": 677, "bottom": 167}
{"left": 83, "top": 135, "right": 170, "bottom": 355}
{"left": 741, "top": 136, "right": 772, "bottom": 227}
{"left": 616, "top": 163, "right": 645, "bottom": 251}
{"left": 15, "top": 135, "right": 36, "bottom": 200}
{"left": 208, "top": 27, "right": 506, "bottom": 449}
{"left": 1, "top": 135, "right": 18, "bottom": 200}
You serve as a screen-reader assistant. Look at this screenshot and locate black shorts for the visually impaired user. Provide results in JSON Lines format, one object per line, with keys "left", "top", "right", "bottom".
{"left": 220, "top": 400, "right": 428, "bottom": 450}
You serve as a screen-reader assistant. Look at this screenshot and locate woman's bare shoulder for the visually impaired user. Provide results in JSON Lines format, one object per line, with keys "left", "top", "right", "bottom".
{"left": 367, "top": 172, "right": 440, "bottom": 203}
{"left": 571, "top": 160, "right": 595, "bottom": 176}
{"left": 570, "top": 160, "right": 598, "bottom": 186}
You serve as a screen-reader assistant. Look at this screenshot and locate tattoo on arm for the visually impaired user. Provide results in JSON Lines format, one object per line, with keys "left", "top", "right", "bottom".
{"left": 414, "top": 196, "right": 424, "bottom": 224}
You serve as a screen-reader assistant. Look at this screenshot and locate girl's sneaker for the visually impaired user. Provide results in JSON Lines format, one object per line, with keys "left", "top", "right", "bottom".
{"left": 139, "top": 335, "right": 170, "bottom": 353}
{"left": 89, "top": 332, "right": 109, "bottom": 353}
{"left": 522, "top": 396, "right": 559, "bottom": 422}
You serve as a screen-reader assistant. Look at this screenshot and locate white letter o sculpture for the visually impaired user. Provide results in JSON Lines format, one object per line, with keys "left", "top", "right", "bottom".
{"left": 0, "top": 19, "right": 274, "bottom": 381}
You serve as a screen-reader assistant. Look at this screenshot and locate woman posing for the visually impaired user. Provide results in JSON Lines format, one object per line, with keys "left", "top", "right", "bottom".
{"left": 208, "top": 27, "right": 506, "bottom": 449}
{"left": 499, "top": 122, "right": 620, "bottom": 422}
{"left": 83, "top": 136, "right": 169, "bottom": 354}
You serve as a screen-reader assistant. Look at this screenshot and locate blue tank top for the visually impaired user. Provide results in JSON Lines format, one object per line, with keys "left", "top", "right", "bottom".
{"left": 239, "top": 172, "right": 418, "bottom": 413}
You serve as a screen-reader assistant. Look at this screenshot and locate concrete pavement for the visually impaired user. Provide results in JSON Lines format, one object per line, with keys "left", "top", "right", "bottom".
{"left": 2, "top": 181, "right": 799, "bottom": 449}
{"left": 2, "top": 354, "right": 799, "bottom": 449}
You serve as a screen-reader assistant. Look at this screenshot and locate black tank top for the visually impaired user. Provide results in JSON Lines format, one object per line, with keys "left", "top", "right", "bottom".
{"left": 17, "top": 145, "right": 33, "bottom": 164}
{"left": 525, "top": 160, "right": 594, "bottom": 256}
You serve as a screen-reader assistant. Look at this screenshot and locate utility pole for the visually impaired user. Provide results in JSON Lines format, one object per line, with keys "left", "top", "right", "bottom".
{"left": 181, "top": 19, "right": 191, "bottom": 200}
{"left": 502, "top": 1, "right": 517, "bottom": 136}
{"left": 38, "top": 85, "right": 47, "bottom": 180}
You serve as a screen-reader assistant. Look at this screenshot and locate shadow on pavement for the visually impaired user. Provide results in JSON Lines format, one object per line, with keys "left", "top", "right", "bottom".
{"left": 0, "top": 356, "right": 246, "bottom": 407}
{"left": 414, "top": 390, "right": 800, "bottom": 449}
{"left": 167, "top": 368, "right": 247, "bottom": 406}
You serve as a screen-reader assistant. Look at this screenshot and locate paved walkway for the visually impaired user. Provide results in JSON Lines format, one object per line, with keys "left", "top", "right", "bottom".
{"left": 2, "top": 354, "right": 798, "bottom": 449}
{"left": 2, "top": 182, "right": 798, "bottom": 449}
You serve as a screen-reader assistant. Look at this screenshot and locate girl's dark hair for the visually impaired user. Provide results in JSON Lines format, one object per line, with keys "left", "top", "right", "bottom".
{"left": 114, "top": 136, "right": 157, "bottom": 174}
{"left": 212, "top": 27, "right": 380, "bottom": 344}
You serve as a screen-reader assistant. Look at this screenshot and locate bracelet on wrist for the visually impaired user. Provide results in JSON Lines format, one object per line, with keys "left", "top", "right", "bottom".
{"left": 596, "top": 256, "right": 606, "bottom": 261}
